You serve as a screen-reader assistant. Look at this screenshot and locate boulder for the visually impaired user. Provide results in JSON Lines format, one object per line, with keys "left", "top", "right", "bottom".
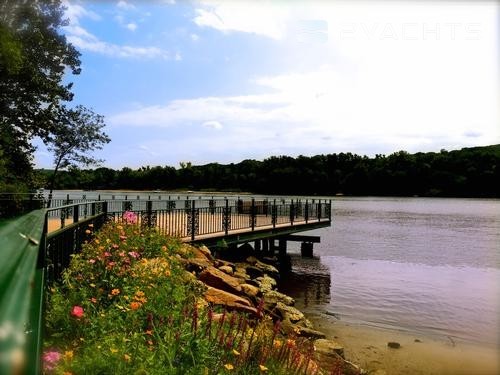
{"left": 240, "top": 283, "right": 260, "bottom": 299}
{"left": 199, "top": 266, "right": 243, "bottom": 295}
{"left": 296, "top": 327, "right": 326, "bottom": 340}
{"left": 275, "top": 302, "right": 306, "bottom": 324}
{"left": 197, "top": 245, "right": 213, "bottom": 260}
{"left": 314, "top": 345, "right": 363, "bottom": 375}
{"left": 246, "top": 256, "right": 279, "bottom": 276}
{"left": 190, "top": 246, "right": 212, "bottom": 261}
{"left": 180, "top": 257, "right": 211, "bottom": 274}
{"left": 255, "top": 275, "right": 277, "bottom": 293}
{"left": 218, "top": 265, "right": 234, "bottom": 275}
{"left": 245, "top": 265, "right": 264, "bottom": 279}
{"left": 314, "top": 339, "right": 345, "bottom": 358}
{"left": 262, "top": 290, "right": 295, "bottom": 307}
{"left": 204, "top": 286, "right": 257, "bottom": 315}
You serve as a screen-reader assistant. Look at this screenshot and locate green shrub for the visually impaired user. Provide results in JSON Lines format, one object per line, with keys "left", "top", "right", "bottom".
{"left": 44, "top": 218, "right": 322, "bottom": 374}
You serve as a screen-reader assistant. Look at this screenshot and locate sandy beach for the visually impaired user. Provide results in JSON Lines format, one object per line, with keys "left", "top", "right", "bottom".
{"left": 306, "top": 310, "right": 499, "bottom": 375}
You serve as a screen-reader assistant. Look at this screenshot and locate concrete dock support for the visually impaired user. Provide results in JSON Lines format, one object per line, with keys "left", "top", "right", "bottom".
{"left": 300, "top": 242, "right": 314, "bottom": 257}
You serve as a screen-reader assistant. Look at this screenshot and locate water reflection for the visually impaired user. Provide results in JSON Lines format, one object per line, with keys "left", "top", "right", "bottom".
{"left": 279, "top": 254, "right": 331, "bottom": 308}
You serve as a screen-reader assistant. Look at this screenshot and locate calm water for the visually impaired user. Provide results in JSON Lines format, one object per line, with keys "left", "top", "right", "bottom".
{"left": 280, "top": 197, "right": 500, "bottom": 347}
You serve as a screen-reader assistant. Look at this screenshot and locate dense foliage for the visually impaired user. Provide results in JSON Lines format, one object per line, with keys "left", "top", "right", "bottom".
{"left": 0, "top": 0, "right": 109, "bottom": 193}
{"left": 39, "top": 145, "right": 500, "bottom": 198}
{"left": 44, "top": 218, "right": 323, "bottom": 374}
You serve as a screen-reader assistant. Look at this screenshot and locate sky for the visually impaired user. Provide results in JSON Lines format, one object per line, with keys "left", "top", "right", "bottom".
{"left": 34, "top": 0, "right": 499, "bottom": 169}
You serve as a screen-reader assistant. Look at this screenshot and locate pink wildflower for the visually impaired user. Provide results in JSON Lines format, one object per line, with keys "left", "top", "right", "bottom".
{"left": 123, "top": 211, "right": 138, "bottom": 224}
{"left": 103, "top": 252, "right": 112, "bottom": 257}
{"left": 88, "top": 259, "right": 96, "bottom": 264}
{"left": 71, "top": 306, "right": 84, "bottom": 319}
{"left": 128, "top": 251, "right": 140, "bottom": 259}
{"left": 111, "top": 244, "right": 119, "bottom": 250}
{"left": 43, "top": 350, "right": 61, "bottom": 371}
{"left": 119, "top": 235, "right": 127, "bottom": 241}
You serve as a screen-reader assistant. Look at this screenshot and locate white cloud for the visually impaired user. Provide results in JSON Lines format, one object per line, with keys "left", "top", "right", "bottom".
{"left": 63, "top": 2, "right": 172, "bottom": 60}
{"left": 63, "top": 1, "right": 101, "bottom": 24}
{"left": 126, "top": 22, "right": 138, "bottom": 31}
{"left": 190, "top": 33, "right": 200, "bottom": 41}
{"left": 117, "top": 0, "right": 136, "bottom": 10}
{"left": 193, "top": 1, "right": 291, "bottom": 39}
{"left": 202, "top": 120, "right": 223, "bottom": 130}
{"left": 105, "top": 2, "right": 498, "bottom": 164}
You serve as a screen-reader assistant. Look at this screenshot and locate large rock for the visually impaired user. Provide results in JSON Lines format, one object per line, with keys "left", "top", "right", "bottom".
{"left": 255, "top": 275, "right": 277, "bottom": 293}
{"left": 296, "top": 327, "right": 326, "bottom": 339}
{"left": 262, "top": 290, "right": 295, "bottom": 308}
{"left": 246, "top": 256, "right": 279, "bottom": 276}
{"left": 197, "top": 245, "right": 213, "bottom": 260}
{"left": 240, "top": 283, "right": 260, "bottom": 299}
{"left": 180, "top": 257, "right": 211, "bottom": 274}
{"left": 218, "top": 265, "right": 234, "bottom": 275}
{"left": 314, "top": 339, "right": 345, "bottom": 358}
{"left": 199, "top": 266, "right": 243, "bottom": 295}
{"left": 190, "top": 246, "right": 213, "bottom": 261}
{"left": 204, "top": 286, "right": 257, "bottom": 315}
{"left": 275, "top": 302, "right": 306, "bottom": 324}
{"left": 314, "top": 344, "right": 363, "bottom": 375}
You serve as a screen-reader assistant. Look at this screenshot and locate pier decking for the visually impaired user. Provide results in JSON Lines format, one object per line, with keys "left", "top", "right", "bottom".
{"left": 40, "top": 197, "right": 331, "bottom": 281}
{"left": 47, "top": 197, "right": 331, "bottom": 242}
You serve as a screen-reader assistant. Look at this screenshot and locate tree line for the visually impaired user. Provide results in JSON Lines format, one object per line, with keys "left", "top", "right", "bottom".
{"left": 38, "top": 144, "right": 500, "bottom": 198}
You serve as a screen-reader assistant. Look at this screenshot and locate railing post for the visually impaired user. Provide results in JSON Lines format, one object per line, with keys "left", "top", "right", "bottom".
{"left": 91, "top": 202, "right": 96, "bottom": 216}
{"left": 318, "top": 200, "right": 322, "bottom": 221}
{"left": 289, "top": 200, "right": 295, "bottom": 225}
{"left": 191, "top": 200, "right": 196, "bottom": 241}
{"left": 73, "top": 204, "right": 79, "bottom": 224}
{"left": 223, "top": 199, "right": 230, "bottom": 235}
{"left": 272, "top": 199, "right": 277, "bottom": 228}
{"left": 328, "top": 199, "right": 332, "bottom": 221}
{"left": 251, "top": 198, "right": 256, "bottom": 231}
{"left": 305, "top": 200, "right": 309, "bottom": 223}
{"left": 146, "top": 200, "right": 153, "bottom": 228}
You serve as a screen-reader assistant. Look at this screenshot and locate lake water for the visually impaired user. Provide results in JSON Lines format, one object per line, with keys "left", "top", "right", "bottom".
{"left": 280, "top": 197, "right": 500, "bottom": 348}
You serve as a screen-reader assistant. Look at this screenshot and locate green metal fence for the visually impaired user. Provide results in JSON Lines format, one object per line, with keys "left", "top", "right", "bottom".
{"left": 0, "top": 202, "right": 107, "bottom": 374}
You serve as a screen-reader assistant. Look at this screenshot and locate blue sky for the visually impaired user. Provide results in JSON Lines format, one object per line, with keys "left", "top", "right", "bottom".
{"left": 34, "top": 0, "right": 499, "bottom": 169}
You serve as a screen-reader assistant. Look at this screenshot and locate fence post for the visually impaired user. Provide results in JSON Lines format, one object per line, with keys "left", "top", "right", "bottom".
{"left": 272, "top": 199, "right": 277, "bottom": 228}
{"left": 146, "top": 200, "right": 153, "bottom": 228}
{"left": 251, "top": 198, "right": 256, "bottom": 231}
{"left": 73, "top": 204, "right": 79, "bottom": 224}
{"left": 305, "top": 200, "right": 309, "bottom": 223}
{"left": 191, "top": 200, "right": 196, "bottom": 241}
{"left": 223, "top": 199, "right": 230, "bottom": 235}
{"left": 328, "top": 199, "right": 332, "bottom": 221}
{"left": 289, "top": 200, "right": 295, "bottom": 225}
{"left": 318, "top": 200, "right": 322, "bottom": 221}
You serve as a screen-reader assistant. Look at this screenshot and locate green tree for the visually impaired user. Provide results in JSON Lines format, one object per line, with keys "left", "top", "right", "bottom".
{"left": 46, "top": 106, "right": 110, "bottom": 206}
{"left": 0, "top": 0, "right": 84, "bottom": 191}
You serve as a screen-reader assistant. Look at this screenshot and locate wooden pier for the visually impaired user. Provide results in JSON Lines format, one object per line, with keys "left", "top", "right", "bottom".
{"left": 43, "top": 197, "right": 331, "bottom": 280}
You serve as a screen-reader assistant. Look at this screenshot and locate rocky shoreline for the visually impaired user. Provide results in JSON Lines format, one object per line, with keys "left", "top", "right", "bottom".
{"left": 181, "top": 244, "right": 364, "bottom": 374}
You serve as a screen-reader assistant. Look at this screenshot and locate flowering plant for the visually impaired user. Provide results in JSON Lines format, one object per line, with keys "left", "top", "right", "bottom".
{"left": 44, "top": 221, "right": 327, "bottom": 374}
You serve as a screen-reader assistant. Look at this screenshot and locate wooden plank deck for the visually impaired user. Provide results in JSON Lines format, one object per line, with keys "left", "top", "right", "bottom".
{"left": 47, "top": 211, "right": 331, "bottom": 245}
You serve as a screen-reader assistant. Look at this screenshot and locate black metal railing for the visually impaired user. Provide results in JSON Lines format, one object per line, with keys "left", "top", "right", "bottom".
{"left": 103, "top": 198, "right": 331, "bottom": 241}
{"left": 44, "top": 201, "right": 108, "bottom": 283}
